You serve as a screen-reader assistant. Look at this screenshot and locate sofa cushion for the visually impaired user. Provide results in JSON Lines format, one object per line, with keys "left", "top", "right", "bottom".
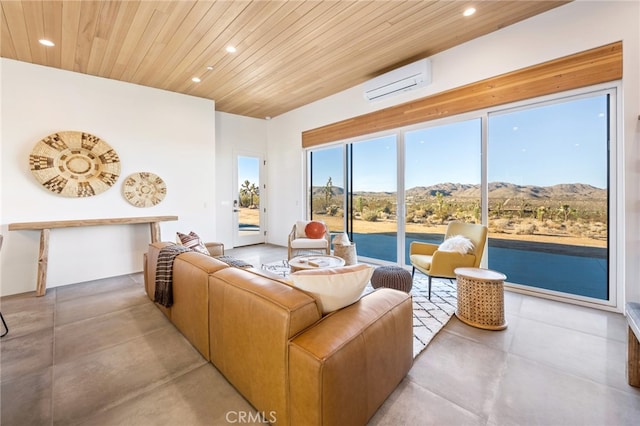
{"left": 290, "top": 264, "right": 374, "bottom": 314}
{"left": 290, "top": 238, "right": 328, "bottom": 250}
{"left": 177, "top": 231, "right": 210, "bottom": 255}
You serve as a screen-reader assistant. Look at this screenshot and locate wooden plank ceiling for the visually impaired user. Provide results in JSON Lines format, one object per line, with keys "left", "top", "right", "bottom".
{"left": 1, "top": 0, "right": 570, "bottom": 119}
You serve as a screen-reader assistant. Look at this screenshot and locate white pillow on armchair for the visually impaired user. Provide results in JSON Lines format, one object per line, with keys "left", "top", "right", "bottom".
{"left": 439, "top": 235, "right": 474, "bottom": 254}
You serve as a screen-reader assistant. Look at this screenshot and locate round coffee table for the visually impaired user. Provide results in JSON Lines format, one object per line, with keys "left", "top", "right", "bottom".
{"left": 289, "top": 255, "right": 345, "bottom": 273}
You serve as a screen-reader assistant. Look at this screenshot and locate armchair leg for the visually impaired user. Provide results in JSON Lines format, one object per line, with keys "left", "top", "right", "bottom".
{"left": 412, "top": 266, "right": 415, "bottom": 278}
{"left": 428, "top": 276, "right": 432, "bottom": 300}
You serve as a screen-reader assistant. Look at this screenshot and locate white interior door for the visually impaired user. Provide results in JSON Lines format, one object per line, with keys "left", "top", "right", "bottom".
{"left": 233, "top": 153, "right": 265, "bottom": 247}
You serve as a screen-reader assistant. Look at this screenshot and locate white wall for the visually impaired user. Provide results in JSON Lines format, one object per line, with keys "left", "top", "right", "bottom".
{"left": 266, "top": 1, "right": 640, "bottom": 304}
{"left": 0, "top": 59, "right": 216, "bottom": 296}
{"left": 215, "top": 111, "right": 267, "bottom": 249}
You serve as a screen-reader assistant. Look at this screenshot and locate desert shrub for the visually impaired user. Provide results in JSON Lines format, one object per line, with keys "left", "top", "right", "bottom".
{"left": 362, "top": 210, "right": 378, "bottom": 222}
{"left": 414, "top": 209, "right": 427, "bottom": 218}
{"left": 409, "top": 215, "right": 425, "bottom": 223}
{"left": 543, "top": 220, "right": 565, "bottom": 231}
{"left": 326, "top": 205, "right": 339, "bottom": 216}
{"left": 515, "top": 222, "right": 537, "bottom": 235}
{"left": 566, "top": 222, "right": 587, "bottom": 237}
{"left": 587, "top": 222, "right": 607, "bottom": 240}
{"left": 490, "top": 218, "right": 511, "bottom": 233}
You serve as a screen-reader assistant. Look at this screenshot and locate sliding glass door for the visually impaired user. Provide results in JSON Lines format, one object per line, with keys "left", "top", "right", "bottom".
{"left": 308, "top": 146, "right": 345, "bottom": 234}
{"left": 487, "top": 93, "right": 610, "bottom": 300}
{"left": 350, "top": 135, "right": 398, "bottom": 262}
{"left": 404, "top": 119, "right": 482, "bottom": 261}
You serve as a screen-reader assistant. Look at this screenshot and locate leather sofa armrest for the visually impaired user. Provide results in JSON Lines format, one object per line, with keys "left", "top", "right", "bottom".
{"left": 289, "top": 288, "right": 413, "bottom": 425}
{"left": 208, "top": 267, "right": 322, "bottom": 425}
{"left": 171, "top": 252, "right": 229, "bottom": 360}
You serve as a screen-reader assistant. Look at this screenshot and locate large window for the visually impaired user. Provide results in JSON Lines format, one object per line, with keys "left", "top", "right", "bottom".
{"left": 350, "top": 136, "right": 398, "bottom": 262}
{"left": 307, "top": 87, "right": 617, "bottom": 307}
{"left": 308, "top": 146, "right": 345, "bottom": 234}
{"left": 487, "top": 94, "right": 610, "bottom": 300}
{"left": 404, "top": 119, "right": 481, "bottom": 262}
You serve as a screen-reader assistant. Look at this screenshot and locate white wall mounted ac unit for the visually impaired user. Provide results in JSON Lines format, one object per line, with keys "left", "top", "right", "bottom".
{"left": 363, "top": 58, "right": 431, "bottom": 101}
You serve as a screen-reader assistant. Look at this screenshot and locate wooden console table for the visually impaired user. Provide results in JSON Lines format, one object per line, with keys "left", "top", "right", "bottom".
{"left": 8, "top": 216, "right": 178, "bottom": 296}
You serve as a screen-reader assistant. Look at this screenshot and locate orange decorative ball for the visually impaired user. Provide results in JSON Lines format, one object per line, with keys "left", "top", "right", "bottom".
{"left": 305, "top": 221, "right": 326, "bottom": 239}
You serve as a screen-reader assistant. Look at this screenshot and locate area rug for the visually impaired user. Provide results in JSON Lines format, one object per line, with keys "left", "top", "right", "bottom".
{"left": 261, "top": 260, "right": 457, "bottom": 358}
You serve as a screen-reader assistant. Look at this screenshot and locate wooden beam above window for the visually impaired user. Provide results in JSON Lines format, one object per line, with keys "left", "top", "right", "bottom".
{"left": 302, "top": 42, "right": 622, "bottom": 148}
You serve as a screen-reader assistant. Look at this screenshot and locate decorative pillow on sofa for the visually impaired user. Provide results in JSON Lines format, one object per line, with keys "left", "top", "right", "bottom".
{"left": 439, "top": 235, "right": 474, "bottom": 254}
{"left": 176, "top": 231, "right": 210, "bottom": 255}
{"left": 290, "top": 264, "right": 374, "bottom": 314}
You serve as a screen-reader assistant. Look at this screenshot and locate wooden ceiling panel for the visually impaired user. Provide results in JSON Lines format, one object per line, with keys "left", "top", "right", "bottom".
{"left": 0, "top": 0, "right": 570, "bottom": 118}
{"left": 59, "top": 0, "right": 81, "bottom": 70}
{"left": 1, "top": 8, "right": 18, "bottom": 59}
{"left": 2, "top": 0, "right": 31, "bottom": 61}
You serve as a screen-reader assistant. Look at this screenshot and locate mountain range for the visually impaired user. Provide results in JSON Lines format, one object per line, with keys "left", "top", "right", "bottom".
{"left": 313, "top": 182, "right": 606, "bottom": 199}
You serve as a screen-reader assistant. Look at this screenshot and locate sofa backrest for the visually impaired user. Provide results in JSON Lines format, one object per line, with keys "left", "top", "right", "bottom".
{"left": 208, "top": 266, "right": 322, "bottom": 425}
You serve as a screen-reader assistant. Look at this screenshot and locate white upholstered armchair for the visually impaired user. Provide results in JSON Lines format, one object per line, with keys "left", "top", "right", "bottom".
{"left": 287, "top": 220, "right": 330, "bottom": 260}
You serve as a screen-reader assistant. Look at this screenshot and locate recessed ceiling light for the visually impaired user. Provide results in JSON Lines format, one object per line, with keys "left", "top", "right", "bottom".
{"left": 206, "top": 66, "right": 214, "bottom": 71}
{"left": 192, "top": 77, "right": 201, "bottom": 83}
{"left": 463, "top": 7, "right": 476, "bottom": 17}
{"left": 39, "top": 39, "right": 55, "bottom": 47}
{"left": 226, "top": 46, "right": 237, "bottom": 53}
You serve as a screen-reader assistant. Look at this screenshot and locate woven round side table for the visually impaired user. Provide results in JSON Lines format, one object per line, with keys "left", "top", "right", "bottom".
{"left": 370, "top": 266, "right": 413, "bottom": 293}
{"left": 454, "top": 267, "right": 507, "bottom": 330}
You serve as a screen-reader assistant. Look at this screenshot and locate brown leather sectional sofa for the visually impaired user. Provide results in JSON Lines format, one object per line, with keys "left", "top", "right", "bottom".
{"left": 144, "top": 242, "right": 413, "bottom": 425}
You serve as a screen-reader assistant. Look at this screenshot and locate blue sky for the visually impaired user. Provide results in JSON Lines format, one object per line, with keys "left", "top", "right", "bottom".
{"left": 312, "top": 94, "right": 608, "bottom": 192}
{"left": 238, "top": 155, "right": 260, "bottom": 190}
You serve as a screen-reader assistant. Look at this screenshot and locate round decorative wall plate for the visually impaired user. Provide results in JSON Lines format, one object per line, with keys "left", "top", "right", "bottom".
{"left": 123, "top": 172, "right": 167, "bottom": 207}
{"left": 29, "top": 131, "right": 121, "bottom": 197}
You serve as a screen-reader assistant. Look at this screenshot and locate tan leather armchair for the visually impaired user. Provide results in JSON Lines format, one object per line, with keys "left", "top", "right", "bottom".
{"left": 409, "top": 221, "right": 487, "bottom": 299}
{"left": 287, "top": 220, "right": 330, "bottom": 260}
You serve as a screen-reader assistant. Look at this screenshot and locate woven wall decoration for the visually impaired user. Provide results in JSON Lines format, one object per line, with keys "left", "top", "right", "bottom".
{"left": 123, "top": 172, "right": 167, "bottom": 207}
{"left": 29, "top": 131, "right": 121, "bottom": 197}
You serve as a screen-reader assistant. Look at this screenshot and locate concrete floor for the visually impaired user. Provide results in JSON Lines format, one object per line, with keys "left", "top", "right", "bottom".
{"left": 1, "top": 244, "right": 639, "bottom": 425}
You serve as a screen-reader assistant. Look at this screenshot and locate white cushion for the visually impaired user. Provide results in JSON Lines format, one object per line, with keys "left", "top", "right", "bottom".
{"left": 439, "top": 235, "right": 474, "bottom": 254}
{"left": 290, "top": 264, "right": 374, "bottom": 314}
{"left": 290, "top": 238, "right": 329, "bottom": 249}
{"left": 296, "top": 221, "right": 310, "bottom": 238}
